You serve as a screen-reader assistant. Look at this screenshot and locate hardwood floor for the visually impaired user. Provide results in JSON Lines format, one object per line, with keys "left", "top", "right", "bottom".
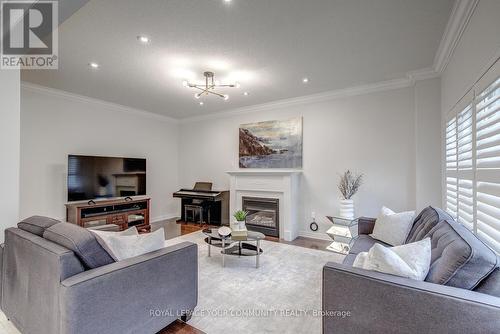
{"left": 158, "top": 320, "right": 206, "bottom": 334}
{"left": 152, "top": 219, "right": 332, "bottom": 251}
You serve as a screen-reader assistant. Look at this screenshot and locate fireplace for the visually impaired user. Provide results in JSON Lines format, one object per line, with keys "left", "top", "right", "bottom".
{"left": 242, "top": 197, "right": 279, "bottom": 237}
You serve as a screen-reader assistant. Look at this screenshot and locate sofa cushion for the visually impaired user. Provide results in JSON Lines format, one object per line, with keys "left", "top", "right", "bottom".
{"left": 18, "top": 216, "right": 60, "bottom": 237}
{"left": 43, "top": 222, "right": 115, "bottom": 269}
{"left": 405, "top": 206, "right": 452, "bottom": 244}
{"left": 418, "top": 219, "right": 497, "bottom": 289}
{"left": 473, "top": 267, "right": 500, "bottom": 297}
{"left": 349, "top": 235, "right": 390, "bottom": 255}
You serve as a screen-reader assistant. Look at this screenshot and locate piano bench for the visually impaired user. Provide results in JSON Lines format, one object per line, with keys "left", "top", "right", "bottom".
{"left": 184, "top": 204, "right": 204, "bottom": 224}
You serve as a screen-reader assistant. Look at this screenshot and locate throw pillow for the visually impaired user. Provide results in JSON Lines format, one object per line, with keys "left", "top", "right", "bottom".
{"left": 90, "top": 227, "right": 138, "bottom": 258}
{"left": 90, "top": 228, "right": 165, "bottom": 261}
{"left": 353, "top": 238, "right": 431, "bottom": 280}
{"left": 370, "top": 206, "right": 415, "bottom": 246}
{"left": 43, "top": 222, "right": 115, "bottom": 269}
{"left": 18, "top": 216, "right": 60, "bottom": 237}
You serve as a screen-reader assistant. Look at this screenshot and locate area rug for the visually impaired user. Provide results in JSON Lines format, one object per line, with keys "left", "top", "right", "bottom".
{"left": 164, "top": 231, "right": 344, "bottom": 334}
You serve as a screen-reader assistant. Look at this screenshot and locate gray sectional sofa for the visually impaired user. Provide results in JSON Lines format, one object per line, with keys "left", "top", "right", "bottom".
{"left": 0, "top": 217, "right": 198, "bottom": 334}
{"left": 323, "top": 206, "right": 500, "bottom": 334}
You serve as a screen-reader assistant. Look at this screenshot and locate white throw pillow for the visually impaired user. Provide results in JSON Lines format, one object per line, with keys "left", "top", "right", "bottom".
{"left": 370, "top": 206, "right": 415, "bottom": 246}
{"left": 353, "top": 238, "right": 431, "bottom": 280}
{"left": 91, "top": 228, "right": 165, "bottom": 261}
{"left": 90, "top": 226, "right": 138, "bottom": 258}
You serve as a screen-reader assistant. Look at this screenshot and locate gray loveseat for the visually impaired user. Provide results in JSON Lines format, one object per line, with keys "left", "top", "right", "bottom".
{"left": 323, "top": 206, "right": 500, "bottom": 334}
{"left": 0, "top": 216, "right": 198, "bottom": 334}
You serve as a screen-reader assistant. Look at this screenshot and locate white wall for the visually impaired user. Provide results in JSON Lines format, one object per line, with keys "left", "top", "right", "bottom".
{"left": 441, "top": 0, "right": 500, "bottom": 113}
{"left": 179, "top": 80, "right": 442, "bottom": 238}
{"left": 0, "top": 70, "right": 21, "bottom": 242}
{"left": 415, "top": 78, "right": 442, "bottom": 210}
{"left": 20, "top": 85, "right": 180, "bottom": 221}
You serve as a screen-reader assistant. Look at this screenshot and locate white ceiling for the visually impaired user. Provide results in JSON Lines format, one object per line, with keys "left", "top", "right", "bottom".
{"left": 22, "top": 0, "right": 454, "bottom": 119}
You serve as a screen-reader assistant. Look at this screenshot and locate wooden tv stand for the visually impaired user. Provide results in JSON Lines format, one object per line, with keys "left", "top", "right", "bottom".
{"left": 65, "top": 196, "right": 151, "bottom": 233}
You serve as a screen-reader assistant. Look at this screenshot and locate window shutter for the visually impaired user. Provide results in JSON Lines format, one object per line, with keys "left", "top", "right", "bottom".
{"left": 475, "top": 77, "right": 500, "bottom": 253}
{"left": 444, "top": 59, "right": 499, "bottom": 254}
{"left": 445, "top": 117, "right": 458, "bottom": 219}
{"left": 457, "top": 105, "right": 474, "bottom": 230}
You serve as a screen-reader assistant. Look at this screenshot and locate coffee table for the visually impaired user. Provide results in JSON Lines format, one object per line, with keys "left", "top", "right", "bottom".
{"left": 202, "top": 228, "right": 265, "bottom": 268}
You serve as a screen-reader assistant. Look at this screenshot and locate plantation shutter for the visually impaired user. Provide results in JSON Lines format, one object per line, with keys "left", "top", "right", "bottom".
{"left": 457, "top": 104, "right": 474, "bottom": 231}
{"left": 475, "top": 72, "right": 500, "bottom": 253}
{"left": 445, "top": 116, "right": 458, "bottom": 219}
{"left": 443, "top": 59, "right": 499, "bottom": 254}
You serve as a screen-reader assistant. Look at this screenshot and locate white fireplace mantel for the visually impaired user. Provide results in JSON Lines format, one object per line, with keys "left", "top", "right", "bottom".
{"left": 226, "top": 170, "right": 302, "bottom": 241}
{"left": 226, "top": 170, "right": 302, "bottom": 176}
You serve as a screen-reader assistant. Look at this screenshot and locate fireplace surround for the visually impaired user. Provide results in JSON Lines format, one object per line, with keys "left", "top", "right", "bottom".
{"left": 227, "top": 170, "right": 301, "bottom": 241}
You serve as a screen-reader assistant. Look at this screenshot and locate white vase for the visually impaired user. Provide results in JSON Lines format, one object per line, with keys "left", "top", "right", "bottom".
{"left": 339, "top": 199, "right": 354, "bottom": 220}
{"left": 237, "top": 220, "right": 246, "bottom": 230}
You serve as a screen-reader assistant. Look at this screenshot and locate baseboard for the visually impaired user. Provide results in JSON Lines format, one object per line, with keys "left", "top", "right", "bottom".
{"left": 297, "top": 230, "right": 332, "bottom": 241}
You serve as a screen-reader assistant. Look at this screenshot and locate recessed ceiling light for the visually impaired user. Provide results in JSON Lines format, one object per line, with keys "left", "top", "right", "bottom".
{"left": 302, "top": 77, "right": 309, "bottom": 84}
{"left": 199, "top": 101, "right": 204, "bottom": 106}
{"left": 137, "top": 35, "right": 151, "bottom": 44}
{"left": 223, "top": 95, "right": 230, "bottom": 101}
{"left": 224, "top": 0, "right": 232, "bottom": 3}
{"left": 88, "top": 62, "right": 99, "bottom": 69}
{"left": 243, "top": 91, "right": 249, "bottom": 96}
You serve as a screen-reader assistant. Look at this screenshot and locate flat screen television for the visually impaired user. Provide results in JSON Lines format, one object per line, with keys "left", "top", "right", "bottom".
{"left": 67, "top": 155, "right": 146, "bottom": 202}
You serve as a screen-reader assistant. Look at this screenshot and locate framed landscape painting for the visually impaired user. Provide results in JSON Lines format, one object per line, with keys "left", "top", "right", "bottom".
{"left": 239, "top": 117, "right": 303, "bottom": 168}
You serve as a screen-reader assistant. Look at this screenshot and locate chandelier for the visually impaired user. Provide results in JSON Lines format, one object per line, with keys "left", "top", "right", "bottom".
{"left": 183, "top": 71, "right": 240, "bottom": 101}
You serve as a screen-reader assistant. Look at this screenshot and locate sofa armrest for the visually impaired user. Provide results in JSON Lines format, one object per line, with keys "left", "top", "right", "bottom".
{"left": 357, "top": 217, "right": 376, "bottom": 235}
{"left": 60, "top": 242, "right": 198, "bottom": 334}
{"left": 0, "top": 243, "right": 3, "bottom": 311}
{"left": 322, "top": 262, "right": 500, "bottom": 334}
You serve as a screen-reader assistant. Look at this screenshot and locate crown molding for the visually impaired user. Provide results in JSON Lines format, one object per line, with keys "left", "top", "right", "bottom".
{"left": 21, "top": 82, "right": 178, "bottom": 123}
{"left": 179, "top": 78, "right": 411, "bottom": 123}
{"left": 433, "top": 0, "right": 479, "bottom": 74}
{"left": 21, "top": 65, "right": 440, "bottom": 125}
{"left": 179, "top": 69, "right": 440, "bottom": 123}
{"left": 406, "top": 67, "right": 440, "bottom": 82}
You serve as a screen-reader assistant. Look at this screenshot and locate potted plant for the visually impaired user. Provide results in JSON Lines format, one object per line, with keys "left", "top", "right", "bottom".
{"left": 233, "top": 210, "right": 248, "bottom": 230}
{"left": 338, "top": 170, "right": 363, "bottom": 219}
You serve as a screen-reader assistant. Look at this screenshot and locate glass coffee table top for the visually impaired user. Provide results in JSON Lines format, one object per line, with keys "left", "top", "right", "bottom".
{"left": 202, "top": 228, "right": 265, "bottom": 242}
{"left": 202, "top": 228, "right": 264, "bottom": 268}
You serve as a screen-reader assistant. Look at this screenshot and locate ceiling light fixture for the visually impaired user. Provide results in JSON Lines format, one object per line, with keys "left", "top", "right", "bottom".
{"left": 137, "top": 35, "right": 151, "bottom": 44}
{"left": 243, "top": 91, "right": 249, "bottom": 96}
{"left": 88, "top": 62, "right": 99, "bottom": 69}
{"left": 199, "top": 101, "right": 204, "bottom": 106}
{"left": 184, "top": 71, "right": 240, "bottom": 100}
{"left": 302, "top": 77, "right": 309, "bottom": 84}
{"left": 224, "top": 0, "right": 232, "bottom": 3}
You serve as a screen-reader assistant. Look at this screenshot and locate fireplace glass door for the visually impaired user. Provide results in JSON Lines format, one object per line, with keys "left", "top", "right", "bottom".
{"left": 242, "top": 197, "right": 279, "bottom": 237}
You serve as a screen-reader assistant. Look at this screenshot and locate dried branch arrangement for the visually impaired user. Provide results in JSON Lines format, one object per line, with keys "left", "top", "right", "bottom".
{"left": 338, "top": 170, "right": 363, "bottom": 200}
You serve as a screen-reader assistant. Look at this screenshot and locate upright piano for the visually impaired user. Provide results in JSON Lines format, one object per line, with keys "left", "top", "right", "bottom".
{"left": 173, "top": 182, "right": 229, "bottom": 225}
